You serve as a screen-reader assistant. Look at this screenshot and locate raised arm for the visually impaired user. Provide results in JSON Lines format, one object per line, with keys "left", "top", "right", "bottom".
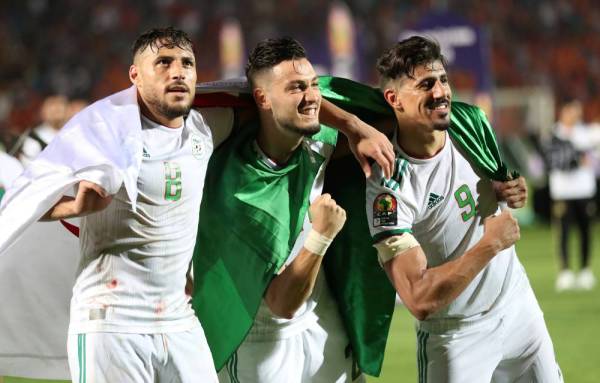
{"left": 320, "top": 99, "right": 395, "bottom": 178}
{"left": 264, "top": 193, "right": 346, "bottom": 319}
{"left": 40, "top": 180, "right": 112, "bottom": 221}
{"left": 378, "top": 210, "right": 520, "bottom": 320}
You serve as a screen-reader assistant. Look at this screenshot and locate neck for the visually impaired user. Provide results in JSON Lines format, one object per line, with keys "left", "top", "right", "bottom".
{"left": 256, "top": 112, "right": 303, "bottom": 165}
{"left": 138, "top": 94, "right": 183, "bottom": 128}
{"left": 397, "top": 127, "right": 446, "bottom": 159}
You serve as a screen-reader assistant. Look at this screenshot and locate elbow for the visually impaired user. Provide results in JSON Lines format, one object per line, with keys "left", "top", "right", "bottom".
{"left": 266, "top": 301, "right": 298, "bottom": 320}
{"left": 403, "top": 300, "right": 435, "bottom": 321}
{"left": 264, "top": 293, "right": 302, "bottom": 320}
{"left": 274, "top": 309, "right": 296, "bottom": 320}
{"left": 407, "top": 306, "right": 430, "bottom": 321}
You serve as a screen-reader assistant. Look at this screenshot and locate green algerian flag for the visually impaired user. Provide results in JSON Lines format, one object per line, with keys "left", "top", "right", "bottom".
{"left": 318, "top": 75, "right": 517, "bottom": 376}
{"left": 192, "top": 121, "right": 337, "bottom": 370}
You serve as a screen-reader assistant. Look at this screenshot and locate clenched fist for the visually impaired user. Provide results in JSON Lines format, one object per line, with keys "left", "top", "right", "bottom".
{"left": 482, "top": 210, "right": 521, "bottom": 253}
{"left": 309, "top": 193, "right": 347, "bottom": 238}
{"left": 493, "top": 177, "right": 527, "bottom": 209}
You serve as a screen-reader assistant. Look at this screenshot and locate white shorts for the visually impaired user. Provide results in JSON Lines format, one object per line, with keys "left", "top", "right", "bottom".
{"left": 67, "top": 326, "right": 218, "bottom": 383}
{"left": 218, "top": 301, "right": 365, "bottom": 383}
{"left": 416, "top": 286, "right": 563, "bottom": 383}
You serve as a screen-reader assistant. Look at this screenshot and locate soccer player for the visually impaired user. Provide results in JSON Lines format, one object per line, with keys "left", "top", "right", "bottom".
{"left": 42, "top": 27, "right": 223, "bottom": 382}
{"left": 366, "top": 36, "right": 562, "bottom": 382}
{"left": 197, "top": 38, "right": 366, "bottom": 383}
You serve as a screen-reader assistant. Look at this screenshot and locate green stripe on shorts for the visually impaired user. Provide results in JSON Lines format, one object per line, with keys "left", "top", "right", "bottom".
{"left": 77, "top": 334, "right": 86, "bottom": 383}
{"left": 417, "top": 330, "right": 429, "bottom": 383}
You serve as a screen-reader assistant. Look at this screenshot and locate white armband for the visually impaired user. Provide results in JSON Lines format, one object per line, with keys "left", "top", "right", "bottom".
{"left": 303, "top": 229, "right": 333, "bottom": 257}
{"left": 373, "top": 233, "right": 420, "bottom": 265}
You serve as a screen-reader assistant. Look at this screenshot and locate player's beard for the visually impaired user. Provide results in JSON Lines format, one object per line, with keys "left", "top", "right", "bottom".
{"left": 150, "top": 98, "right": 192, "bottom": 120}
{"left": 426, "top": 98, "right": 450, "bottom": 131}
{"left": 281, "top": 121, "right": 321, "bottom": 137}
{"left": 433, "top": 121, "right": 450, "bottom": 131}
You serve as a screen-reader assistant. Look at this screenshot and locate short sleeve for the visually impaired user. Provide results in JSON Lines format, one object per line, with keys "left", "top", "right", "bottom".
{"left": 365, "top": 160, "right": 417, "bottom": 244}
{"left": 197, "top": 107, "right": 235, "bottom": 147}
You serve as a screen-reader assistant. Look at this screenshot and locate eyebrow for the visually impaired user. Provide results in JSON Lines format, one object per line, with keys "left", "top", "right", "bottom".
{"left": 416, "top": 72, "right": 446, "bottom": 86}
{"left": 153, "top": 54, "right": 195, "bottom": 62}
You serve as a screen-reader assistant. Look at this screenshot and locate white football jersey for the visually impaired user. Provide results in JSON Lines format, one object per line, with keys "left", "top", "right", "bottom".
{"left": 366, "top": 131, "right": 527, "bottom": 321}
{"left": 70, "top": 108, "right": 233, "bottom": 334}
{"left": 247, "top": 136, "right": 338, "bottom": 340}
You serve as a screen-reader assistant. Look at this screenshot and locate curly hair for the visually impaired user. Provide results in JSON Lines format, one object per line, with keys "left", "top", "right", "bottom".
{"left": 376, "top": 36, "right": 447, "bottom": 87}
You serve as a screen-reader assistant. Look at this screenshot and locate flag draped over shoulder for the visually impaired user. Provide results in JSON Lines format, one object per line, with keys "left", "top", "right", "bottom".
{"left": 0, "top": 86, "right": 144, "bottom": 253}
{"left": 192, "top": 121, "right": 337, "bottom": 370}
{"left": 317, "top": 76, "right": 516, "bottom": 376}
{"left": 0, "top": 86, "right": 144, "bottom": 379}
{"left": 191, "top": 76, "right": 514, "bottom": 376}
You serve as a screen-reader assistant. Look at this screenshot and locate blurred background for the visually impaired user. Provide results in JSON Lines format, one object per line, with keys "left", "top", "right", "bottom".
{"left": 0, "top": 0, "right": 599, "bottom": 382}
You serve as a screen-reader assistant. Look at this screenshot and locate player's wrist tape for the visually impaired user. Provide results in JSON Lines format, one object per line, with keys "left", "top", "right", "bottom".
{"left": 373, "top": 233, "right": 419, "bottom": 265}
{"left": 304, "top": 229, "right": 334, "bottom": 256}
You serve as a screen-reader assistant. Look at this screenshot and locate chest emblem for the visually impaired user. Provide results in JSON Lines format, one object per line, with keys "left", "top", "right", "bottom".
{"left": 191, "top": 134, "right": 204, "bottom": 159}
{"left": 373, "top": 193, "right": 397, "bottom": 227}
{"left": 427, "top": 192, "right": 445, "bottom": 209}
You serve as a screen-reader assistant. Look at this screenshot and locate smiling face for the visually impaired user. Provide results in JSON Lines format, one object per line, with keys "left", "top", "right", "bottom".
{"left": 256, "top": 58, "right": 321, "bottom": 137}
{"left": 129, "top": 39, "right": 197, "bottom": 127}
{"left": 392, "top": 60, "right": 451, "bottom": 132}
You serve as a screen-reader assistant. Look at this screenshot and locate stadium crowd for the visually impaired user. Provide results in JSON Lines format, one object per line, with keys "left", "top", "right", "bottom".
{"left": 0, "top": 0, "right": 599, "bottom": 150}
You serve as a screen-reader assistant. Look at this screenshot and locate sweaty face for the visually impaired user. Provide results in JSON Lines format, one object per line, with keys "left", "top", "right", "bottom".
{"left": 395, "top": 60, "right": 452, "bottom": 131}
{"left": 265, "top": 58, "right": 321, "bottom": 137}
{"left": 131, "top": 41, "right": 197, "bottom": 122}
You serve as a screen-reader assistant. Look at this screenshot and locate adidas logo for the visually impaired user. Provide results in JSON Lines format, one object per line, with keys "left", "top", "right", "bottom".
{"left": 142, "top": 147, "right": 150, "bottom": 158}
{"left": 427, "top": 192, "right": 444, "bottom": 209}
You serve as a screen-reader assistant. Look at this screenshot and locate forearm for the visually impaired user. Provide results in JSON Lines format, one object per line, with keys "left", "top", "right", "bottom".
{"left": 40, "top": 196, "right": 78, "bottom": 221}
{"left": 265, "top": 248, "right": 323, "bottom": 319}
{"left": 319, "top": 99, "right": 361, "bottom": 137}
{"left": 387, "top": 240, "right": 499, "bottom": 320}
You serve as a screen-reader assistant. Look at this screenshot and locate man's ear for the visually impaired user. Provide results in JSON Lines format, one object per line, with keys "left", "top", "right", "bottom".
{"left": 253, "top": 88, "right": 270, "bottom": 110}
{"left": 383, "top": 88, "right": 402, "bottom": 111}
{"left": 129, "top": 65, "right": 139, "bottom": 86}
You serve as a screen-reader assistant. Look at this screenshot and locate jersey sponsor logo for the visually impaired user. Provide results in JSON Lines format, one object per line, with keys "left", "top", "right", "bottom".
{"left": 142, "top": 147, "right": 150, "bottom": 158}
{"left": 427, "top": 192, "right": 444, "bottom": 209}
{"left": 373, "top": 193, "right": 397, "bottom": 227}
{"left": 191, "top": 134, "right": 204, "bottom": 159}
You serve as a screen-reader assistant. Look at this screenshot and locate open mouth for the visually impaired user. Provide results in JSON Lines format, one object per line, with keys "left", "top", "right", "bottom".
{"left": 298, "top": 105, "right": 318, "bottom": 117}
{"left": 427, "top": 99, "right": 450, "bottom": 113}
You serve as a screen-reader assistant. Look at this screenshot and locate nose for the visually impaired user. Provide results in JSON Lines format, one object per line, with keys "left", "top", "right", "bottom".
{"left": 304, "top": 85, "right": 320, "bottom": 103}
{"left": 170, "top": 61, "right": 186, "bottom": 80}
{"left": 431, "top": 80, "right": 445, "bottom": 99}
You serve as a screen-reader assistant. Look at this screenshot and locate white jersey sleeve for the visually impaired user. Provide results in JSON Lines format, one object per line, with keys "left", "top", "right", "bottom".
{"left": 366, "top": 157, "right": 418, "bottom": 244}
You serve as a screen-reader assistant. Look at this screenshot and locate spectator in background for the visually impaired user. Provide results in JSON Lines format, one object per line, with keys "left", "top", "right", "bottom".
{"left": 17, "top": 95, "right": 68, "bottom": 165}
{"left": 65, "top": 99, "right": 89, "bottom": 122}
{"left": 546, "top": 99, "right": 600, "bottom": 291}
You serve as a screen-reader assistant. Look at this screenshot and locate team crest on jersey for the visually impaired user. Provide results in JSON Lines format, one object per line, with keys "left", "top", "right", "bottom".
{"left": 373, "top": 193, "right": 397, "bottom": 227}
{"left": 191, "top": 134, "right": 204, "bottom": 159}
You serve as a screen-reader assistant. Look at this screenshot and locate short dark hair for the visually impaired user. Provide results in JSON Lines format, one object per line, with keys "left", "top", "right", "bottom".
{"left": 131, "top": 27, "right": 194, "bottom": 59}
{"left": 245, "top": 37, "right": 307, "bottom": 84}
{"left": 376, "top": 36, "right": 447, "bottom": 87}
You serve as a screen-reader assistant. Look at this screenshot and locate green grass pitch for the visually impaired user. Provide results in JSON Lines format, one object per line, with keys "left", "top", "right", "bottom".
{"left": 3, "top": 224, "right": 600, "bottom": 383}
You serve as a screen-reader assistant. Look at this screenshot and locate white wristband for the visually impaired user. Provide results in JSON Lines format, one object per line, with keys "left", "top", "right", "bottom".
{"left": 303, "top": 229, "right": 334, "bottom": 256}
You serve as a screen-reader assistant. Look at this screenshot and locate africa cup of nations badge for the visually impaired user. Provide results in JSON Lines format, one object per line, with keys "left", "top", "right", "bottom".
{"left": 373, "top": 193, "right": 397, "bottom": 227}
{"left": 191, "top": 134, "right": 204, "bottom": 159}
